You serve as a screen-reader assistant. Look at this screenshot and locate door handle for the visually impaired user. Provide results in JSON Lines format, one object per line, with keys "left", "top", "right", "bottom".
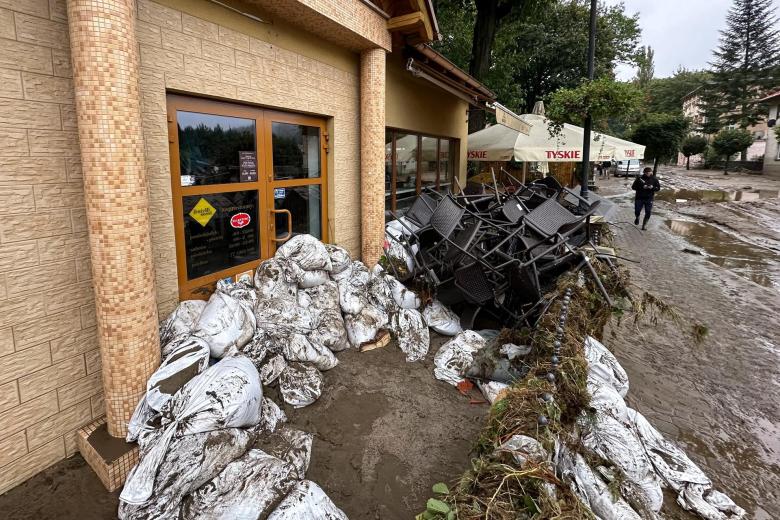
{"left": 270, "top": 209, "right": 293, "bottom": 242}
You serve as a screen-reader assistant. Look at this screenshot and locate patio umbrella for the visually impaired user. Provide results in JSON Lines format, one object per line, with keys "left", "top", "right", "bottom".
{"left": 467, "top": 114, "right": 643, "bottom": 162}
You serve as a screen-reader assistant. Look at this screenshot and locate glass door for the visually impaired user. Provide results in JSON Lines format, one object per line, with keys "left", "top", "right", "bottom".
{"left": 167, "top": 96, "right": 328, "bottom": 299}
{"left": 264, "top": 111, "right": 328, "bottom": 253}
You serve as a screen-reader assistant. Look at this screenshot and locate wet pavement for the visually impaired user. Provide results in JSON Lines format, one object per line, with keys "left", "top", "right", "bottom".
{"left": 601, "top": 168, "right": 780, "bottom": 518}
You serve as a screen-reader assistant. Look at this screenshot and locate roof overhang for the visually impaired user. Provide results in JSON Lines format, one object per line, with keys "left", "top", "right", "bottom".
{"left": 369, "top": 0, "right": 439, "bottom": 46}
{"left": 403, "top": 44, "right": 495, "bottom": 108}
{"left": 758, "top": 89, "right": 780, "bottom": 103}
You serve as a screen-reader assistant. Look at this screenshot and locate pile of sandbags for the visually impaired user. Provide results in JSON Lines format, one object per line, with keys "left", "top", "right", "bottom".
{"left": 121, "top": 234, "right": 462, "bottom": 519}
{"left": 559, "top": 336, "right": 745, "bottom": 520}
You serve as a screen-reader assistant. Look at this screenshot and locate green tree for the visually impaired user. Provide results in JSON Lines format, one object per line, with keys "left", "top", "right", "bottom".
{"left": 433, "top": 0, "right": 641, "bottom": 122}
{"left": 547, "top": 77, "right": 644, "bottom": 132}
{"left": 630, "top": 113, "right": 689, "bottom": 173}
{"left": 711, "top": 128, "right": 754, "bottom": 174}
{"left": 645, "top": 68, "right": 710, "bottom": 115}
{"left": 708, "top": 0, "right": 780, "bottom": 130}
{"left": 680, "top": 134, "right": 709, "bottom": 170}
{"left": 635, "top": 46, "right": 655, "bottom": 89}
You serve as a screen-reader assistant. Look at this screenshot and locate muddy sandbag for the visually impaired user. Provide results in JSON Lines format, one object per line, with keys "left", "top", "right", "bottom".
{"left": 126, "top": 394, "right": 158, "bottom": 443}
{"left": 118, "top": 428, "right": 252, "bottom": 520}
{"left": 581, "top": 412, "right": 663, "bottom": 512}
{"left": 336, "top": 261, "right": 371, "bottom": 314}
{"left": 297, "top": 269, "right": 329, "bottom": 288}
{"left": 260, "top": 354, "right": 288, "bottom": 386}
{"left": 256, "top": 397, "right": 287, "bottom": 435}
{"left": 279, "top": 362, "right": 324, "bottom": 408}
{"left": 325, "top": 243, "right": 352, "bottom": 276}
{"left": 275, "top": 234, "right": 332, "bottom": 272}
{"left": 180, "top": 449, "right": 298, "bottom": 520}
{"left": 433, "top": 330, "right": 487, "bottom": 385}
{"left": 160, "top": 300, "right": 207, "bottom": 347}
{"left": 465, "top": 343, "right": 531, "bottom": 384}
{"left": 195, "top": 291, "right": 256, "bottom": 358}
{"left": 345, "top": 304, "right": 388, "bottom": 347}
{"left": 146, "top": 337, "right": 210, "bottom": 411}
{"left": 281, "top": 333, "right": 339, "bottom": 371}
{"left": 422, "top": 301, "right": 462, "bottom": 336}
{"left": 256, "top": 298, "right": 314, "bottom": 336}
{"left": 254, "top": 426, "right": 313, "bottom": 479}
{"left": 496, "top": 435, "right": 548, "bottom": 468}
{"left": 301, "top": 282, "right": 349, "bottom": 352}
{"left": 627, "top": 409, "right": 745, "bottom": 519}
{"left": 216, "top": 278, "right": 258, "bottom": 310}
{"left": 267, "top": 480, "right": 348, "bottom": 520}
{"left": 391, "top": 308, "right": 429, "bottom": 362}
{"left": 477, "top": 380, "right": 510, "bottom": 404}
{"left": 558, "top": 445, "right": 642, "bottom": 520}
{"left": 254, "top": 258, "right": 299, "bottom": 302}
{"left": 585, "top": 336, "right": 629, "bottom": 397}
{"left": 121, "top": 355, "right": 263, "bottom": 505}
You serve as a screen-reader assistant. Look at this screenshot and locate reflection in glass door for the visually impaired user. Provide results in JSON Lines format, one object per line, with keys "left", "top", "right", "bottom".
{"left": 167, "top": 96, "right": 328, "bottom": 299}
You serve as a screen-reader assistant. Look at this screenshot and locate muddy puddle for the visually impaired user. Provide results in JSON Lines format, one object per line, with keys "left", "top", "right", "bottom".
{"left": 656, "top": 188, "right": 780, "bottom": 203}
{"left": 666, "top": 219, "right": 780, "bottom": 288}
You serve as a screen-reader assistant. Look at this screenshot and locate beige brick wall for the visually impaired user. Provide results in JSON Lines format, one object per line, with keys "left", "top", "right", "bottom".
{"left": 0, "top": 0, "right": 103, "bottom": 495}
{"left": 141, "top": 0, "right": 362, "bottom": 318}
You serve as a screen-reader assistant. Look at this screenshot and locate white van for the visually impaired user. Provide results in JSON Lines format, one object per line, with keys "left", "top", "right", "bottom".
{"left": 613, "top": 159, "right": 642, "bottom": 177}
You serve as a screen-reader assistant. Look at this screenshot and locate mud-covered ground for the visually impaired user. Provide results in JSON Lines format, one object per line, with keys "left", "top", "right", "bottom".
{"left": 598, "top": 167, "right": 780, "bottom": 518}
{"left": 0, "top": 336, "right": 485, "bottom": 520}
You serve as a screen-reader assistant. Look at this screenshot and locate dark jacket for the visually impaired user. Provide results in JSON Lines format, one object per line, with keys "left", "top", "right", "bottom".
{"left": 632, "top": 175, "right": 660, "bottom": 200}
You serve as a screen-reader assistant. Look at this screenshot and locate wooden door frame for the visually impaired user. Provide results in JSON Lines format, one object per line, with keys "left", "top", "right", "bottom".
{"left": 166, "top": 95, "right": 328, "bottom": 300}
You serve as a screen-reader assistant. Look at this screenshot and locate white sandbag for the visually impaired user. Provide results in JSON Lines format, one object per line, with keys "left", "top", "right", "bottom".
{"left": 121, "top": 355, "right": 263, "bottom": 505}
{"left": 255, "top": 426, "right": 314, "bottom": 479}
{"left": 302, "top": 282, "right": 349, "bottom": 352}
{"left": 118, "top": 428, "right": 252, "bottom": 520}
{"left": 195, "top": 291, "right": 256, "bottom": 358}
{"left": 422, "top": 301, "right": 462, "bottom": 336}
{"left": 336, "top": 261, "right": 371, "bottom": 314}
{"left": 325, "top": 243, "right": 352, "bottom": 275}
{"left": 146, "top": 337, "right": 210, "bottom": 411}
{"left": 254, "top": 258, "right": 298, "bottom": 302}
{"left": 391, "top": 308, "right": 429, "bottom": 362}
{"left": 496, "top": 435, "right": 548, "bottom": 468}
{"left": 477, "top": 380, "right": 510, "bottom": 404}
{"left": 215, "top": 278, "right": 257, "bottom": 310}
{"left": 345, "top": 304, "right": 388, "bottom": 347}
{"left": 239, "top": 332, "right": 268, "bottom": 368}
{"left": 160, "top": 300, "right": 207, "bottom": 347}
{"left": 585, "top": 336, "right": 629, "bottom": 397}
{"left": 275, "top": 234, "right": 332, "bottom": 272}
{"left": 180, "top": 449, "right": 298, "bottom": 520}
{"left": 260, "top": 355, "right": 288, "bottom": 385}
{"left": 388, "top": 275, "right": 420, "bottom": 309}
{"left": 581, "top": 412, "right": 664, "bottom": 512}
{"left": 267, "top": 480, "right": 348, "bottom": 520}
{"left": 126, "top": 394, "right": 158, "bottom": 443}
{"left": 298, "top": 269, "right": 329, "bottom": 288}
{"left": 587, "top": 377, "right": 629, "bottom": 424}
{"left": 627, "top": 409, "right": 745, "bottom": 519}
{"left": 279, "top": 362, "right": 324, "bottom": 408}
{"left": 433, "top": 330, "right": 487, "bottom": 385}
{"left": 256, "top": 297, "right": 314, "bottom": 335}
{"left": 281, "top": 333, "right": 339, "bottom": 371}
{"left": 558, "top": 445, "right": 642, "bottom": 520}
{"left": 256, "top": 397, "right": 287, "bottom": 435}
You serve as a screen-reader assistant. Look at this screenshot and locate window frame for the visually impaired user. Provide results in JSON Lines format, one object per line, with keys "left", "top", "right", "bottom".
{"left": 167, "top": 95, "right": 328, "bottom": 299}
{"left": 384, "top": 127, "right": 459, "bottom": 213}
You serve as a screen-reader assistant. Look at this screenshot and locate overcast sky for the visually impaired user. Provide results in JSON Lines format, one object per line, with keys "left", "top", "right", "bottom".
{"left": 605, "top": 0, "right": 780, "bottom": 80}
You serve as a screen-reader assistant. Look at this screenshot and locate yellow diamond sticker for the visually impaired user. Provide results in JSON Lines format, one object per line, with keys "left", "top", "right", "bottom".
{"left": 189, "top": 198, "right": 216, "bottom": 227}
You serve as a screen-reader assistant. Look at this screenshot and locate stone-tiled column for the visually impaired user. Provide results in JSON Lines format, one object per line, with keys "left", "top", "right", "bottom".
{"left": 67, "top": 0, "right": 160, "bottom": 437}
{"left": 360, "top": 48, "right": 386, "bottom": 265}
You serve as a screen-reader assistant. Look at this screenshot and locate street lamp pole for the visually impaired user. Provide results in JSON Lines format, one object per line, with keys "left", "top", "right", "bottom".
{"left": 580, "top": 0, "right": 598, "bottom": 199}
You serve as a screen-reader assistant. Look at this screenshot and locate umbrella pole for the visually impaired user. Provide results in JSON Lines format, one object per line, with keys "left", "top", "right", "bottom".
{"left": 522, "top": 161, "right": 527, "bottom": 185}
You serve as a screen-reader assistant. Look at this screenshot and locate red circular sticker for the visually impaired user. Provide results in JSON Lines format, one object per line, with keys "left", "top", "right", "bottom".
{"left": 230, "top": 212, "right": 251, "bottom": 229}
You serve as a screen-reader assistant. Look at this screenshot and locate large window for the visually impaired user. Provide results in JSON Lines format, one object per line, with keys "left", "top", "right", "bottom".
{"left": 384, "top": 129, "right": 458, "bottom": 215}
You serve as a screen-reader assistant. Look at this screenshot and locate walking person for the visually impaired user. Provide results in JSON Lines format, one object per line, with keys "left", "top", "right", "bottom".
{"left": 632, "top": 167, "right": 660, "bottom": 230}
